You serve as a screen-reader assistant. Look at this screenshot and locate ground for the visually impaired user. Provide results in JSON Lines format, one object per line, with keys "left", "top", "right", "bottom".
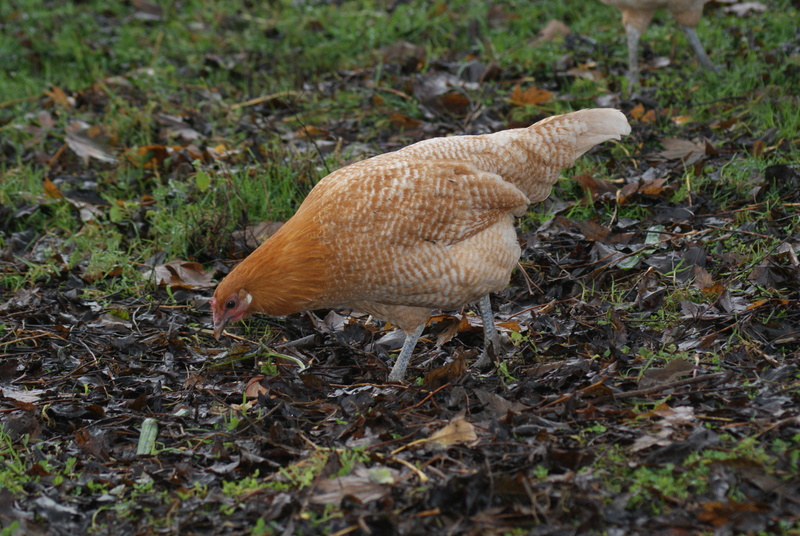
{"left": 1, "top": 0, "right": 800, "bottom": 534}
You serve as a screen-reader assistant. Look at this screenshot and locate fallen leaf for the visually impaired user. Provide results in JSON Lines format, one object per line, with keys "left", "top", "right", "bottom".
{"left": 697, "top": 500, "right": 767, "bottom": 527}
{"left": 310, "top": 465, "right": 399, "bottom": 505}
{"left": 389, "top": 112, "right": 422, "bottom": 130}
{"left": 65, "top": 121, "right": 117, "bottom": 164}
{"left": 145, "top": 260, "right": 215, "bottom": 289}
{"left": 640, "top": 358, "right": 694, "bottom": 387}
{"left": 1, "top": 386, "right": 46, "bottom": 404}
{"left": 657, "top": 138, "right": 706, "bottom": 165}
{"left": 43, "top": 177, "right": 63, "bottom": 199}
{"left": 428, "top": 414, "right": 477, "bottom": 447}
{"left": 629, "top": 104, "right": 657, "bottom": 123}
{"left": 424, "top": 349, "right": 469, "bottom": 387}
{"left": 438, "top": 92, "right": 471, "bottom": 115}
{"left": 294, "top": 125, "right": 329, "bottom": 139}
{"left": 157, "top": 113, "right": 202, "bottom": 142}
{"left": 245, "top": 377, "right": 269, "bottom": 398}
{"left": 723, "top": 2, "right": 767, "bottom": 16}
{"left": 510, "top": 84, "right": 553, "bottom": 106}
{"left": 44, "top": 85, "right": 72, "bottom": 108}
{"left": 574, "top": 173, "right": 618, "bottom": 199}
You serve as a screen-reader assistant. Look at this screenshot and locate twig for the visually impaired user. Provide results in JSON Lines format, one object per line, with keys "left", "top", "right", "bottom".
{"left": 616, "top": 372, "right": 729, "bottom": 399}
{"left": 226, "top": 90, "right": 302, "bottom": 111}
{"left": 0, "top": 94, "right": 40, "bottom": 108}
{"left": 539, "top": 379, "right": 606, "bottom": 409}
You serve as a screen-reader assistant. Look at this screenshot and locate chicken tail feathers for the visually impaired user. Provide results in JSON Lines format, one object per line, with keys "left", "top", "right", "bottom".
{"left": 566, "top": 108, "right": 632, "bottom": 158}
{"left": 503, "top": 108, "right": 630, "bottom": 202}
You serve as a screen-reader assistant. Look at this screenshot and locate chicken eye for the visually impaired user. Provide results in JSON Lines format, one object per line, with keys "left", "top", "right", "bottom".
{"left": 226, "top": 299, "right": 236, "bottom": 309}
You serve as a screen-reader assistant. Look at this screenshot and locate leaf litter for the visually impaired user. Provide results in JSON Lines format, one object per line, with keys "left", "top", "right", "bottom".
{"left": 2, "top": 1, "right": 800, "bottom": 535}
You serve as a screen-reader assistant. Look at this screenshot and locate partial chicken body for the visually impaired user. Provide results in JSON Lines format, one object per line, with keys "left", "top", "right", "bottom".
{"left": 211, "top": 109, "right": 631, "bottom": 381}
{"left": 600, "top": 0, "right": 717, "bottom": 88}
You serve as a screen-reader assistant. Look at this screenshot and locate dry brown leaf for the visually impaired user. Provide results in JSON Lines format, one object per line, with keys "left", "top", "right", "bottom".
{"left": 657, "top": 138, "right": 705, "bottom": 165}
{"left": 510, "top": 84, "right": 553, "bottom": 106}
{"left": 146, "top": 260, "right": 215, "bottom": 289}
{"left": 438, "top": 92, "right": 471, "bottom": 115}
{"left": 574, "top": 173, "right": 618, "bottom": 199}
{"left": 573, "top": 220, "right": 611, "bottom": 242}
{"left": 294, "top": 125, "right": 329, "bottom": 139}
{"left": 630, "top": 103, "right": 645, "bottom": 119}
{"left": 423, "top": 350, "right": 469, "bottom": 387}
{"left": 671, "top": 115, "right": 693, "bottom": 126}
{"left": 44, "top": 85, "right": 72, "bottom": 108}
{"left": 496, "top": 320, "right": 522, "bottom": 332}
{"left": 389, "top": 112, "right": 422, "bottom": 130}
{"left": 428, "top": 414, "right": 477, "bottom": 447}
{"left": 428, "top": 314, "right": 472, "bottom": 346}
{"left": 43, "top": 177, "right": 63, "bottom": 199}
{"left": 244, "top": 377, "right": 269, "bottom": 399}
{"left": 630, "top": 104, "right": 657, "bottom": 123}
{"left": 639, "top": 178, "right": 669, "bottom": 196}
{"left": 697, "top": 501, "right": 767, "bottom": 527}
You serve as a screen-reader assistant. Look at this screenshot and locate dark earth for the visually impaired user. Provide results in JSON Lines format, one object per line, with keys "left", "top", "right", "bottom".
{"left": 2, "top": 1, "right": 800, "bottom": 534}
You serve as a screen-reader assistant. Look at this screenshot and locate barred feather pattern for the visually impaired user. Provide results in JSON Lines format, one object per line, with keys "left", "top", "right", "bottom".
{"left": 212, "top": 109, "right": 630, "bottom": 334}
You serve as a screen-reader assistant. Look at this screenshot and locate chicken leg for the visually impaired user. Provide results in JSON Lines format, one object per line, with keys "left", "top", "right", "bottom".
{"left": 601, "top": 0, "right": 718, "bottom": 90}
{"left": 211, "top": 109, "right": 631, "bottom": 381}
{"left": 388, "top": 323, "right": 426, "bottom": 382}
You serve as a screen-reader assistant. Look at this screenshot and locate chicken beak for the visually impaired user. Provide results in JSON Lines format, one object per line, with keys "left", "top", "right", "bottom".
{"left": 213, "top": 319, "right": 227, "bottom": 341}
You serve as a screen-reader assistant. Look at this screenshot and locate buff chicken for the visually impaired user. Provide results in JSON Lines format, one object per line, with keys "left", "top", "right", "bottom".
{"left": 600, "top": 0, "right": 718, "bottom": 89}
{"left": 210, "top": 108, "right": 631, "bottom": 381}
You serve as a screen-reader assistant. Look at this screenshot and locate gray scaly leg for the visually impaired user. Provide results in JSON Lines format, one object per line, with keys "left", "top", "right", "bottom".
{"left": 474, "top": 294, "right": 501, "bottom": 369}
{"left": 387, "top": 323, "right": 426, "bottom": 382}
{"left": 625, "top": 24, "right": 642, "bottom": 90}
{"left": 681, "top": 26, "right": 718, "bottom": 72}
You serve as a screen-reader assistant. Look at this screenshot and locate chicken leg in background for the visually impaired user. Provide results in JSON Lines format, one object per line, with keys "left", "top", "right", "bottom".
{"left": 600, "top": 0, "right": 718, "bottom": 90}
{"left": 210, "top": 108, "right": 631, "bottom": 382}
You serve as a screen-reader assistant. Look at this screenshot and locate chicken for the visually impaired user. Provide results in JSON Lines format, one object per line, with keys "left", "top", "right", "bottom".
{"left": 600, "top": 0, "right": 718, "bottom": 89}
{"left": 210, "top": 108, "right": 631, "bottom": 381}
